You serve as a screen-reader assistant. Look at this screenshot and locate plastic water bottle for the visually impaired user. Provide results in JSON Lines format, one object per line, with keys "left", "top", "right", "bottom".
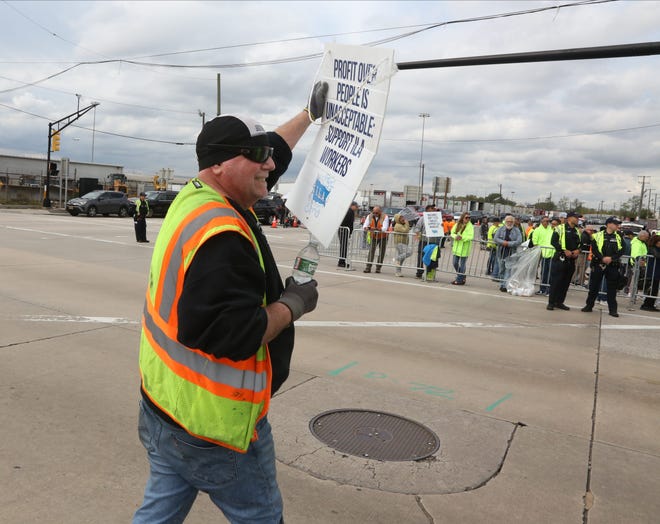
{"left": 292, "top": 239, "right": 319, "bottom": 284}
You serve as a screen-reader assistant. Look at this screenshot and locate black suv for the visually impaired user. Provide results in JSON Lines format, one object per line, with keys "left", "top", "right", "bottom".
{"left": 253, "top": 194, "right": 285, "bottom": 225}
{"left": 66, "top": 191, "right": 130, "bottom": 217}
{"left": 146, "top": 190, "right": 179, "bottom": 217}
{"left": 128, "top": 190, "right": 179, "bottom": 218}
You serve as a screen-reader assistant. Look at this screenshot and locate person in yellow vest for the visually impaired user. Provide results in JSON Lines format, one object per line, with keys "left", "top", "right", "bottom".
{"left": 133, "top": 192, "right": 149, "bottom": 243}
{"left": 529, "top": 216, "right": 554, "bottom": 295}
{"left": 486, "top": 216, "right": 501, "bottom": 276}
{"left": 625, "top": 229, "right": 649, "bottom": 295}
{"left": 581, "top": 216, "right": 624, "bottom": 317}
{"left": 134, "top": 83, "right": 327, "bottom": 523}
{"left": 450, "top": 211, "right": 474, "bottom": 285}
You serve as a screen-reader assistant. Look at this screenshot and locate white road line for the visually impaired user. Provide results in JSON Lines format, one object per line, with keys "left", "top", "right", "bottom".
{"left": 4, "top": 226, "right": 150, "bottom": 247}
{"left": 10, "top": 315, "right": 659, "bottom": 331}
{"left": 17, "top": 315, "right": 139, "bottom": 324}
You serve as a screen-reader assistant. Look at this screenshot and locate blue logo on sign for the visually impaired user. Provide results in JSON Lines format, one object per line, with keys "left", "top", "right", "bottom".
{"left": 312, "top": 178, "right": 330, "bottom": 206}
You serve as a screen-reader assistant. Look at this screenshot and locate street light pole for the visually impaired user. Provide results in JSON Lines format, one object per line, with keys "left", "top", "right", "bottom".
{"left": 418, "top": 113, "right": 429, "bottom": 206}
{"left": 91, "top": 103, "right": 98, "bottom": 163}
{"left": 43, "top": 102, "right": 99, "bottom": 207}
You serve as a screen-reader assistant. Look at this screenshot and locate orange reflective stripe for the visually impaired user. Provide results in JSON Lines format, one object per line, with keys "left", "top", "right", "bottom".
{"left": 154, "top": 203, "right": 252, "bottom": 324}
{"left": 143, "top": 303, "right": 269, "bottom": 401}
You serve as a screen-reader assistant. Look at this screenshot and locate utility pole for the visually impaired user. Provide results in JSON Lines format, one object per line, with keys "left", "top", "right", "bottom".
{"left": 637, "top": 175, "right": 649, "bottom": 219}
{"left": 217, "top": 73, "right": 222, "bottom": 116}
{"left": 418, "top": 113, "right": 429, "bottom": 205}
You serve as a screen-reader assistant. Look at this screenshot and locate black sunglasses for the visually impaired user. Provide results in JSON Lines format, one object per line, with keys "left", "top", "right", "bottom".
{"left": 208, "top": 144, "right": 274, "bottom": 164}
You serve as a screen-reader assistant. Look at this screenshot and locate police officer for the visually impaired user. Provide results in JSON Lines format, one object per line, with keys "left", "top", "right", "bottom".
{"left": 582, "top": 216, "right": 624, "bottom": 317}
{"left": 134, "top": 192, "right": 149, "bottom": 243}
{"left": 547, "top": 211, "right": 581, "bottom": 311}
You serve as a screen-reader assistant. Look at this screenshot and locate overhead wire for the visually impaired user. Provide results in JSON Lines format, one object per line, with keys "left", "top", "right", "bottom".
{"left": 0, "top": 0, "right": 639, "bottom": 148}
{"left": 0, "top": 73, "right": 198, "bottom": 115}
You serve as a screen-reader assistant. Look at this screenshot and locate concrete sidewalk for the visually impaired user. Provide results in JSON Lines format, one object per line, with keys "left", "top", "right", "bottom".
{"left": 0, "top": 210, "right": 658, "bottom": 523}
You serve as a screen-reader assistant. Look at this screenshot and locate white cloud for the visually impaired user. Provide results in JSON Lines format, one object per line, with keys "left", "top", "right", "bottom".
{"left": 1, "top": 0, "right": 659, "bottom": 210}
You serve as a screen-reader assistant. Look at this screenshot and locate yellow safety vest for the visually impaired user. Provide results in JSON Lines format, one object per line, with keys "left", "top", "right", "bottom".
{"left": 531, "top": 224, "right": 554, "bottom": 258}
{"left": 487, "top": 224, "right": 499, "bottom": 249}
{"left": 139, "top": 179, "right": 270, "bottom": 452}
{"left": 593, "top": 230, "right": 622, "bottom": 255}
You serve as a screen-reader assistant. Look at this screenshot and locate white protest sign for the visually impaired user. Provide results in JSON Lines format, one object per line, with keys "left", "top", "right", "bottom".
{"left": 422, "top": 212, "right": 443, "bottom": 238}
{"left": 286, "top": 43, "right": 396, "bottom": 247}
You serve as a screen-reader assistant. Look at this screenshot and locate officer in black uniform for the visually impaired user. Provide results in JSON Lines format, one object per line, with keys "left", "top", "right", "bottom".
{"left": 582, "top": 216, "right": 624, "bottom": 317}
{"left": 547, "top": 211, "right": 581, "bottom": 311}
{"left": 134, "top": 192, "right": 149, "bottom": 243}
{"left": 337, "top": 201, "right": 358, "bottom": 268}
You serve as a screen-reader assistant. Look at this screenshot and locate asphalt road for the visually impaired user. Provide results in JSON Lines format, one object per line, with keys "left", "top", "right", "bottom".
{"left": 1, "top": 208, "right": 658, "bottom": 524}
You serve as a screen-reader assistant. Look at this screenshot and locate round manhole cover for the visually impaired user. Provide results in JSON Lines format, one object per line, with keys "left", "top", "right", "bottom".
{"left": 309, "top": 409, "right": 440, "bottom": 461}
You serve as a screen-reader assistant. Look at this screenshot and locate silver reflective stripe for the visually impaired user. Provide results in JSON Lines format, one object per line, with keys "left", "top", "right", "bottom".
{"left": 159, "top": 206, "right": 242, "bottom": 321}
{"left": 143, "top": 304, "right": 267, "bottom": 392}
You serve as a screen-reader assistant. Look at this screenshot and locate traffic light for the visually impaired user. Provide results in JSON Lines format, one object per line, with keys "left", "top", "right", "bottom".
{"left": 51, "top": 131, "right": 61, "bottom": 151}
{"left": 49, "top": 162, "right": 59, "bottom": 177}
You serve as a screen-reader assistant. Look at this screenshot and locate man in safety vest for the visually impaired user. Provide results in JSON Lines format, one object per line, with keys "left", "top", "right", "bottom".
{"left": 529, "top": 215, "right": 554, "bottom": 295}
{"left": 582, "top": 216, "right": 624, "bottom": 317}
{"left": 133, "top": 82, "right": 327, "bottom": 523}
{"left": 485, "top": 216, "right": 501, "bottom": 277}
{"left": 133, "top": 191, "right": 149, "bottom": 243}
{"left": 546, "top": 211, "right": 581, "bottom": 311}
{"left": 363, "top": 206, "right": 390, "bottom": 273}
{"left": 624, "top": 229, "right": 649, "bottom": 295}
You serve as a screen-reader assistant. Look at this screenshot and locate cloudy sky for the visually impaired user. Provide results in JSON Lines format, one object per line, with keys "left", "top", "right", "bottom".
{"left": 1, "top": 0, "right": 659, "bottom": 210}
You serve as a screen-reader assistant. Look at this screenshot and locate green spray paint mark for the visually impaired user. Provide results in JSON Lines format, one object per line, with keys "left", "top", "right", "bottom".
{"left": 328, "top": 361, "right": 359, "bottom": 376}
{"left": 485, "top": 393, "right": 513, "bottom": 412}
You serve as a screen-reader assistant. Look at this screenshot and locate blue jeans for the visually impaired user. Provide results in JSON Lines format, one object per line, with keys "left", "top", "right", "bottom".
{"left": 452, "top": 255, "right": 467, "bottom": 283}
{"left": 487, "top": 249, "right": 499, "bottom": 277}
{"left": 133, "top": 401, "right": 283, "bottom": 524}
{"left": 498, "top": 256, "right": 510, "bottom": 289}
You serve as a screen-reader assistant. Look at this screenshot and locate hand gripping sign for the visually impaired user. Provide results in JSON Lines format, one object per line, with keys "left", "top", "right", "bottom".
{"left": 286, "top": 43, "right": 397, "bottom": 247}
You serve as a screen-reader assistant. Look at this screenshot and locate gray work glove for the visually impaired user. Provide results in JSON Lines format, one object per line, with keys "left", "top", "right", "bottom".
{"left": 278, "top": 276, "right": 319, "bottom": 322}
{"left": 307, "top": 81, "right": 329, "bottom": 121}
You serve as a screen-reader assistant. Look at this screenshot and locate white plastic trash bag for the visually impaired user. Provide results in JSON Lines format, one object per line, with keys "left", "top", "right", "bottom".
{"left": 505, "top": 246, "right": 542, "bottom": 296}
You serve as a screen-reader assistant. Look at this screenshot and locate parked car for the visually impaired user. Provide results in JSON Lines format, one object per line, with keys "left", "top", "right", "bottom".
{"left": 253, "top": 193, "right": 286, "bottom": 225}
{"left": 66, "top": 190, "right": 130, "bottom": 217}
{"left": 381, "top": 206, "right": 403, "bottom": 218}
{"left": 146, "top": 190, "right": 179, "bottom": 217}
{"left": 128, "top": 190, "right": 180, "bottom": 218}
{"left": 620, "top": 222, "right": 646, "bottom": 236}
{"left": 468, "top": 210, "right": 485, "bottom": 224}
{"left": 437, "top": 209, "right": 454, "bottom": 221}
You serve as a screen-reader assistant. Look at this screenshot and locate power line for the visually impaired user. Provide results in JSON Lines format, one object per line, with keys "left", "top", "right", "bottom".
{"left": 0, "top": 0, "right": 614, "bottom": 72}
{"left": 124, "top": 0, "right": 617, "bottom": 61}
{"left": 383, "top": 121, "right": 660, "bottom": 144}
{"left": 3, "top": 97, "right": 658, "bottom": 148}
{"left": 0, "top": 73, "right": 198, "bottom": 115}
{"left": 0, "top": 102, "right": 193, "bottom": 145}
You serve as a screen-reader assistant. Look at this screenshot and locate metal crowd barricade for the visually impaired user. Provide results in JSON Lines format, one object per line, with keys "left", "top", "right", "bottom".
{"left": 317, "top": 228, "right": 659, "bottom": 309}
{"left": 626, "top": 253, "right": 659, "bottom": 309}
{"left": 317, "top": 230, "right": 551, "bottom": 286}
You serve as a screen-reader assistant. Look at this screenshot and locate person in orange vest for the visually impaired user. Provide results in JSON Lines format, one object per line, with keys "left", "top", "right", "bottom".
{"left": 442, "top": 215, "right": 455, "bottom": 247}
{"left": 363, "top": 205, "right": 390, "bottom": 273}
{"left": 134, "top": 82, "right": 328, "bottom": 523}
{"left": 525, "top": 221, "right": 536, "bottom": 240}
